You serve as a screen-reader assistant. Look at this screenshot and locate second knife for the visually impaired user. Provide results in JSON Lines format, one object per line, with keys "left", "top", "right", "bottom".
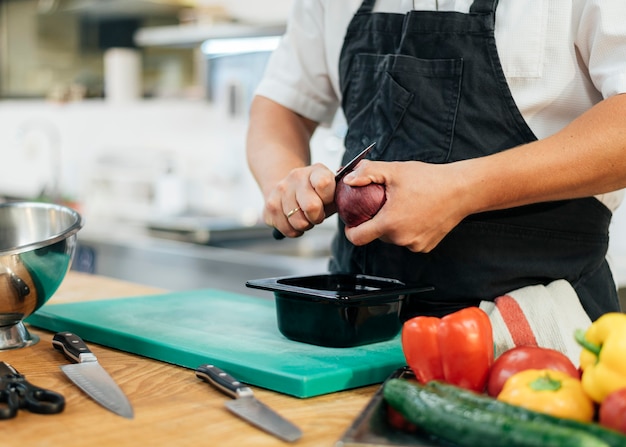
{"left": 52, "top": 332, "right": 134, "bottom": 419}
{"left": 196, "top": 364, "right": 302, "bottom": 442}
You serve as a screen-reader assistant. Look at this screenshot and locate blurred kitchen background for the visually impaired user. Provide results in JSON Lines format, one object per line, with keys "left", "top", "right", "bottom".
{"left": 0, "top": 0, "right": 346, "bottom": 218}
{"left": 1, "top": 0, "right": 625, "bottom": 307}
{"left": 0, "top": 0, "right": 347, "bottom": 295}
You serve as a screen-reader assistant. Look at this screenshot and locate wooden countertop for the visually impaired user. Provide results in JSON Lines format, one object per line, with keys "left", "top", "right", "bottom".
{"left": 3, "top": 272, "right": 379, "bottom": 447}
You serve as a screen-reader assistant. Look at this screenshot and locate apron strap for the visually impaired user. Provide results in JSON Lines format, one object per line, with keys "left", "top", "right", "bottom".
{"left": 470, "top": 0, "right": 498, "bottom": 14}
{"left": 356, "top": 0, "right": 376, "bottom": 14}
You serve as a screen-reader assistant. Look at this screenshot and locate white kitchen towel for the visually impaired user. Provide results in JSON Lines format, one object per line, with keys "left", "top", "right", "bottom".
{"left": 479, "top": 280, "right": 592, "bottom": 367}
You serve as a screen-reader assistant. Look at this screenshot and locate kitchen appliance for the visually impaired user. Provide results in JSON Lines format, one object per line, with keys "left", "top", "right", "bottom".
{"left": 196, "top": 364, "right": 301, "bottom": 442}
{"left": 26, "top": 289, "right": 407, "bottom": 398}
{"left": 52, "top": 332, "right": 134, "bottom": 419}
{"left": 0, "top": 202, "right": 82, "bottom": 350}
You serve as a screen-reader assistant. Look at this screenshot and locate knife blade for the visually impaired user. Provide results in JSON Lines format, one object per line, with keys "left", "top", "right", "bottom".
{"left": 52, "top": 332, "right": 134, "bottom": 419}
{"left": 272, "top": 141, "right": 376, "bottom": 239}
{"left": 333, "top": 141, "right": 376, "bottom": 181}
{"left": 196, "top": 364, "right": 302, "bottom": 443}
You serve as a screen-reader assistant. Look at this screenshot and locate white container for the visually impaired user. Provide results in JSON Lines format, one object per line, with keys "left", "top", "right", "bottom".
{"left": 104, "top": 48, "right": 142, "bottom": 103}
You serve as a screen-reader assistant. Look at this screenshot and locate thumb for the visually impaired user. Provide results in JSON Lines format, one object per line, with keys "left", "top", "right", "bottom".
{"left": 341, "top": 160, "right": 386, "bottom": 186}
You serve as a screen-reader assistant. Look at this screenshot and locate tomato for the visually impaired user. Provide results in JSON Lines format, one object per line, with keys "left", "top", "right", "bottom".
{"left": 599, "top": 388, "right": 626, "bottom": 434}
{"left": 386, "top": 404, "right": 417, "bottom": 433}
{"left": 487, "top": 346, "right": 579, "bottom": 397}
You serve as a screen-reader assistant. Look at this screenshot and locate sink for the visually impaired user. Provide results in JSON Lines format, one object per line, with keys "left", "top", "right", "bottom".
{"left": 73, "top": 229, "right": 331, "bottom": 298}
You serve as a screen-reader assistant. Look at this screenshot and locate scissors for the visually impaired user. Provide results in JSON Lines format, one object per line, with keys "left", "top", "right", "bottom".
{"left": 0, "top": 361, "right": 65, "bottom": 419}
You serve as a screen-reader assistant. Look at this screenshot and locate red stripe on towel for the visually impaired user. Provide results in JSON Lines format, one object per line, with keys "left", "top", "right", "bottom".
{"left": 495, "top": 295, "right": 538, "bottom": 347}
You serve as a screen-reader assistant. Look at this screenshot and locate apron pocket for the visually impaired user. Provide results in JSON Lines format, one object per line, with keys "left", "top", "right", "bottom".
{"left": 342, "top": 53, "right": 463, "bottom": 163}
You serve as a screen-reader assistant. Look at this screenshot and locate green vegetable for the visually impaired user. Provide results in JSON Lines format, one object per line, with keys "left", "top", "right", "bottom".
{"left": 383, "top": 378, "right": 610, "bottom": 447}
{"left": 426, "top": 380, "right": 626, "bottom": 447}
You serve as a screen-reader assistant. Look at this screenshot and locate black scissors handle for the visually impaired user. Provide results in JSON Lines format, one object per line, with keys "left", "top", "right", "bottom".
{"left": 20, "top": 383, "right": 65, "bottom": 415}
{"left": 0, "top": 361, "right": 65, "bottom": 418}
{"left": 0, "top": 389, "right": 19, "bottom": 419}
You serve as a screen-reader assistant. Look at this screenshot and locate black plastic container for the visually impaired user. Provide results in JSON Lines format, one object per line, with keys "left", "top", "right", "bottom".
{"left": 246, "top": 274, "right": 433, "bottom": 348}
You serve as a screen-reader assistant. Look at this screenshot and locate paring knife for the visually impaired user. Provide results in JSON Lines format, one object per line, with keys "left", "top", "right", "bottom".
{"left": 52, "top": 332, "right": 134, "bottom": 419}
{"left": 273, "top": 141, "right": 377, "bottom": 239}
{"left": 196, "top": 364, "right": 302, "bottom": 443}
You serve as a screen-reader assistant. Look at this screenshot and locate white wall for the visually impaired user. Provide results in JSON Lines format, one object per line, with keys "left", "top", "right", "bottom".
{"left": 0, "top": 98, "right": 343, "bottom": 226}
{"left": 0, "top": 100, "right": 252, "bottom": 222}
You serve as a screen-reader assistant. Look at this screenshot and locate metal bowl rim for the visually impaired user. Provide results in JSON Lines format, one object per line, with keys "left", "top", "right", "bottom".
{"left": 0, "top": 201, "right": 83, "bottom": 256}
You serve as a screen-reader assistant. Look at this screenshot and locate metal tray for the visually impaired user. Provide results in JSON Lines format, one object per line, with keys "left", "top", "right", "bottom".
{"left": 146, "top": 215, "right": 270, "bottom": 244}
{"left": 336, "top": 367, "right": 454, "bottom": 447}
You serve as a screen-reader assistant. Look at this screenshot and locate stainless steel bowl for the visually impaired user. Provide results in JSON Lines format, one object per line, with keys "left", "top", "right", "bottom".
{"left": 0, "top": 202, "right": 83, "bottom": 349}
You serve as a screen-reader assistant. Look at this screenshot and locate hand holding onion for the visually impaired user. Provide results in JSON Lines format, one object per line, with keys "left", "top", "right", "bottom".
{"left": 335, "top": 179, "right": 387, "bottom": 227}
{"left": 335, "top": 159, "right": 469, "bottom": 252}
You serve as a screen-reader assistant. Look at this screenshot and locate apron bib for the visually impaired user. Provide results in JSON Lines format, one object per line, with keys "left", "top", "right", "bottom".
{"left": 330, "top": 0, "right": 619, "bottom": 320}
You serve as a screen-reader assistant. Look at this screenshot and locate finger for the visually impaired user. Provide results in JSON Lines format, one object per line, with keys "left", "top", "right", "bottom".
{"left": 285, "top": 206, "right": 302, "bottom": 219}
{"left": 342, "top": 160, "right": 386, "bottom": 186}
{"left": 264, "top": 194, "right": 302, "bottom": 238}
{"left": 294, "top": 183, "right": 331, "bottom": 226}
{"left": 272, "top": 202, "right": 303, "bottom": 236}
{"left": 285, "top": 202, "right": 315, "bottom": 232}
{"left": 309, "top": 166, "right": 336, "bottom": 202}
{"left": 343, "top": 212, "right": 386, "bottom": 246}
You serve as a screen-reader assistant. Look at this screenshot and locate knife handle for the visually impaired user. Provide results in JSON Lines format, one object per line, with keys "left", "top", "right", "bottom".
{"left": 52, "top": 332, "right": 98, "bottom": 364}
{"left": 272, "top": 228, "right": 285, "bottom": 240}
{"left": 196, "top": 364, "right": 254, "bottom": 399}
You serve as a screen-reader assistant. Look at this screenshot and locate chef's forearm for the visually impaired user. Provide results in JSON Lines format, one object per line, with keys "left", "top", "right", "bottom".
{"left": 463, "top": 93, "right": 626, "bottom": 214}
{"left": 246, "top": 96, "right": 318, "bottom": 200}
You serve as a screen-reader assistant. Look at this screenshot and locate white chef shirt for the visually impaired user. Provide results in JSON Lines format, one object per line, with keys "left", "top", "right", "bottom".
{"left": 256, "top": 0, "right": 626, "bottom": 210}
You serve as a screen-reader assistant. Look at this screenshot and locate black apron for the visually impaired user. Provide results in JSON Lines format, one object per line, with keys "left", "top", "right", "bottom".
{"left": 329, "top": 0, "right": 620, "bottom": 321}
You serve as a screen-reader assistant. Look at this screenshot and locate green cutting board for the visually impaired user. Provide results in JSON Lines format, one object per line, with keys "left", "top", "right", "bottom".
{"left": 26, "top": 289, "right": 405, "bottom": 398}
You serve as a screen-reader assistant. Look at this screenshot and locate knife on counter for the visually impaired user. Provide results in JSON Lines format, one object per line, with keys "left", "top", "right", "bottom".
{"left": 196, "top": 364, "right": 302, "bottom": 442}
{"left": 52, "top": 332, "right": 134, "bottom": 419}
{"left": 272, "top": 141, "right": 376, "bottom": 240}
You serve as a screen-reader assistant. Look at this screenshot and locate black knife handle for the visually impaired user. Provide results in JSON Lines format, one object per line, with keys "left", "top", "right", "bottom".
{"left": 52, "top": 332, "right": 97, "bottom": 364}
{"left": 196, "top": 364, "right": 254, "bottom": 398}
{"left": 272, "top": 228, "right": 285, "bottom": 240}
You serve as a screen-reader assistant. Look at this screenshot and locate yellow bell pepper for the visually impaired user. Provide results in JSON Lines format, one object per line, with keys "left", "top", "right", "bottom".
{"left": 576, "top": 312, "right": 626, "bottom": 404}
{"left": 497, "top": 369, "right": 594, "bottom": 422}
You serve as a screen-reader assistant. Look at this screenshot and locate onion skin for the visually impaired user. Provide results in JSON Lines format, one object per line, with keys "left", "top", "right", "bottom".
{"left": 335, "top": 181, "right": 387, "bottom": 227}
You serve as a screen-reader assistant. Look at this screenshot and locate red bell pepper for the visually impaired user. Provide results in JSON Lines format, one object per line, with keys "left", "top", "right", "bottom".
{"left": 401, "top": 307, "right": 494, "bottom": 392}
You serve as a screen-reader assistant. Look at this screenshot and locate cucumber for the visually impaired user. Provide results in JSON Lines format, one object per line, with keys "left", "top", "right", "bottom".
{"left": 426, "top": 380, "right": 626, "bottom": 447}
{"left": 383, "top": 378, "right": 610, "bottom": 447}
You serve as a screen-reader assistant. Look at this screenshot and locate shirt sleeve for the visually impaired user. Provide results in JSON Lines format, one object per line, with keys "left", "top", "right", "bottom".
{"left": 254, "top": 0, "right": 340, "bottom": 125}
{"left": 576, "top": 0, "right": 626, "bottom": 98}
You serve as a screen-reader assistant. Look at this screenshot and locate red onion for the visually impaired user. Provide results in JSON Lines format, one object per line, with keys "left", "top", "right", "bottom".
{"left": 335, "top": 181, "right": 387, "bottom": 227}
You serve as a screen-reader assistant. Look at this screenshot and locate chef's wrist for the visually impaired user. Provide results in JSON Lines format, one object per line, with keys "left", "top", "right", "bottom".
{"left": 452, "top": 157, "right": 505, "bottom": 217}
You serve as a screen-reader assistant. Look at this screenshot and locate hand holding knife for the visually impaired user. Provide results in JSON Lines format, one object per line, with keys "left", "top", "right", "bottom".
{"left": 273, "top": 142, "right": 376, "bottom": 239}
